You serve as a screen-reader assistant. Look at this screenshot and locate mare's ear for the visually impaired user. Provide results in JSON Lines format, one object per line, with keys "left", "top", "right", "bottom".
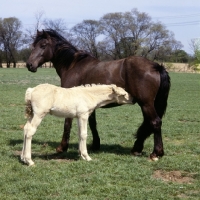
{"left": 37, "top": 29, "right": 42, "bottom": 36}
{"left": 42, "top": 30, "right": 51, "bottom": 42}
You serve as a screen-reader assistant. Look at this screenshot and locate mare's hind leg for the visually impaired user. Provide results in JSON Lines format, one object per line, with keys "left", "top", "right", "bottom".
{"left": 88, "top": 111, "right": 100, "bottom": 150}
{"left": 131, "top": 118, "right": 153, "bottom": 156}
{"left": 131, "top": 104, "right": 164, "bottom": 160}
{"left": 21, "top": 114, "right": 43, "bottom": 166}
{"left": 56, "top": 118, "right": 73, "bottom": 153}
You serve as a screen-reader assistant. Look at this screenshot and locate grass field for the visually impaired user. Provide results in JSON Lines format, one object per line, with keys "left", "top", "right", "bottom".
{"left": 0, "top": 68, "right": 200, "bottom": 200}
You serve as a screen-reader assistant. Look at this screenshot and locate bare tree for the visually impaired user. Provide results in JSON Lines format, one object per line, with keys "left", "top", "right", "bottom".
{"left": 43, "top": 18, "right": 67, "bottom": 35}
{"left": 190, "top": 38, "right": 200, "bottom": 61}
{"left": 98, "top": 8, "right": 183, "bottom": 61}
{"left": 72, "top": 20, "right": 101, "bottom": 58}
{"left": 99, "top": 9, "right": 152, "bottom": 59}
{"left": 125, "top": 8, "right": 152, "bottom": 55}
{"left": 0, "top": 17, "right": 23, "bottom": 67}
{"left": 100, "top": 12, "right": 127, "bottom": 59}
{"left": 25, "top": 10, "right": 45, "bottom": 44}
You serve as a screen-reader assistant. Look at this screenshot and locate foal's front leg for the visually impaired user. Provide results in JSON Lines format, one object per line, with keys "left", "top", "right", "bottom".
{"left": 77, "top": 115, "right": 92, "bottom": 161}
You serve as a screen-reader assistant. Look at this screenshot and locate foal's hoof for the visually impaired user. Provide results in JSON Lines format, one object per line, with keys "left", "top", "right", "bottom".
{"left": 28, "top": 162, "right": 35, "bottom": 166}
{"left": 80, "top": 154, "right": 92, "bottom": 161}
{"left": 21, "top": 157, "right": 35, "bottom": 166}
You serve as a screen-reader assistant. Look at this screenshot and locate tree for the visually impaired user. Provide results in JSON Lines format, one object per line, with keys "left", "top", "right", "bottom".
{"left": 25, "top": 10, "right": 45, "bottom": 44}
{"left": 72, "top": 20, "right": 101, "bottom": 58}
{"left": 98, "top": 8, "right": 183, "bottom": 61}
{"left": 43, "top": 18, "right": 67, "bottom": 35}
{"left": 190, "top": 38, "right": 200, "bottom": 62}
{"left": 0, "top": 17, "right": 23, "bottom": 67}
{"left": 100, "top": 12, "right": 128, "bottom": 59}
{"left": 170, "top": 50, "right": 189, "bottom": 63}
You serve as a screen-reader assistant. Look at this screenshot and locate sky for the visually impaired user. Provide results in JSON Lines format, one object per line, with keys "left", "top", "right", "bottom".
{"left": 1, "top": 0, "right": 200, "bottom": 54}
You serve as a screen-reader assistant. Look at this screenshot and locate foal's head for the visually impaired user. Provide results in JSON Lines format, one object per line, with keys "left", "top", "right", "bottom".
{"left": 111, "top": 85, "right": 133, "bottom": 104}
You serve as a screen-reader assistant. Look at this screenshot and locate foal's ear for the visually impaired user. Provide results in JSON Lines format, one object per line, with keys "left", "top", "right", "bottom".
{"left": 112, "top": 86, "right": 126, "bottom": 96}
{"left": 112, "top": 86, "right": 121, "bottom": 95}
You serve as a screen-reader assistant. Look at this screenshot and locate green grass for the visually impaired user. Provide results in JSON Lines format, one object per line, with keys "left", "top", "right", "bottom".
{"left": 0, "top": 68, "right": 200, "bottom": 199}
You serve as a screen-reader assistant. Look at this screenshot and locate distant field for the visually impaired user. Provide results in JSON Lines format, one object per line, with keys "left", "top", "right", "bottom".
{"left": 1, "top": 62, "right": 52, "bottom": 68}
{"left": 0, "top": 68, "right": 200, "bottom": 199}
{"left": 2, "top": 61, "right": 200, "bottom": 73}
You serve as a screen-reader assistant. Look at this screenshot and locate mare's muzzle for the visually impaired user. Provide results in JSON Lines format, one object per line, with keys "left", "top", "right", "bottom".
{"left": 26, "top": 62, "right": 37, "bottom": 72}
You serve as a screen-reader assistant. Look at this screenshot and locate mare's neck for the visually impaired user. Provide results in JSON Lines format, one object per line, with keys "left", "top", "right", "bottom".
{"left": 51, "top": 42, "right": 78, "bottom": 78}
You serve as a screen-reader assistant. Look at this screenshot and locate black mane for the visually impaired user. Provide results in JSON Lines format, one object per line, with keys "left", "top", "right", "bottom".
{"left": 33, "top": 29, "right": 91, "bottom": 68}
{"left": 33, "top": 29, "right": 73, "bottom": 48}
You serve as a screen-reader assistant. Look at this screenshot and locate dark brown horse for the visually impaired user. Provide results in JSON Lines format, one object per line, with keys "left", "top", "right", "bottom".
{"left": 26, "top": 29, "right": 170, "bottom": 160}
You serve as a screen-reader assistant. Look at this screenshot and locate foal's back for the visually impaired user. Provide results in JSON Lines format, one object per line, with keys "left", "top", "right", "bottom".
{"left": 31, "top": 84, "right": 114, "bottom": 118}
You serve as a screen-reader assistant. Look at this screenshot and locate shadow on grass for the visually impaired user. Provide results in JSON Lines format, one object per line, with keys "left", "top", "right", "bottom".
{"left": 10, "top": 139, "right": 148, "bottom": 163}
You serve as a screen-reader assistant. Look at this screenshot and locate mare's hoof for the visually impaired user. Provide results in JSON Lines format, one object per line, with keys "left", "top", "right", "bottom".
{"left": 131, "top": 151, "right": 142, "bottom": 156}
{"left": 56, "top": 146, "right": 68, "bottom": 153}
{"left": 90, "top": 144, "right": 100, "bottom": 151}
{"left": 150, "top": 151, "right": 163, "bottom": 161}
{"left": 56, "top": 147, "right": 64, "bottom": 153}
{"left": 150, "top": 156, "right": 159, "bottom": 161}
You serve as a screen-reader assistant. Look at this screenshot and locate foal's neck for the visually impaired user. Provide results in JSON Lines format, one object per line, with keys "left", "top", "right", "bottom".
{"left": 87, "top": 86, "right": 115, "bottom": 107}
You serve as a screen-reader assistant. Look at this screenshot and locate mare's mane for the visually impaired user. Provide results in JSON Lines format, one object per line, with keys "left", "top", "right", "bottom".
{"left": 33, "top": 29, "right": 92, "bottom": 69}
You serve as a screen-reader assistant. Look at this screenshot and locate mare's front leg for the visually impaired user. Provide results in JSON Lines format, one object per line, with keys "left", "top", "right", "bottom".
{"left": 56, "top": 118, "right": 73, "bottom": 153}
{"left": 89, "top": 111, "right": 100, "bottom": 150}
{"left": 77, "top": 115, "right": 92, "bottom": 161}
{"left": 131, "top": 104, "right": 163, "bottom": 160}
{"left": 21, "top": 115, "right": 43, "bottom": 166}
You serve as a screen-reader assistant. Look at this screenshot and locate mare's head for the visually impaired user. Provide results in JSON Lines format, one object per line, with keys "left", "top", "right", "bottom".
{"left": 111, "top": 85, "right": 133, "bottom": 104}
{"left": 26, "top": 30, "right": 55, "bottom": 72}
{"left": 27, "top": 29, "right": 75, "bottom": 72}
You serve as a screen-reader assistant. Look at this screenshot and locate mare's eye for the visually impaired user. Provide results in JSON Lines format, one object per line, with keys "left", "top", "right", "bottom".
{"left": 41, "top": 44, "right": 46, "bottom": 49}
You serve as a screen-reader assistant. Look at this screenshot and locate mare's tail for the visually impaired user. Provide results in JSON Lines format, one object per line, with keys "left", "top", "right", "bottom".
{"left": 25, "top": 88, "right": 34, "bottom": 119}
{"left": 154, "top": 64, "right": 171, "bottom": 118}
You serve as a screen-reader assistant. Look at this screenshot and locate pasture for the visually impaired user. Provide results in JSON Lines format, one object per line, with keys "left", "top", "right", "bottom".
{"left": 0, "top": 68, "right": 200, "bottom": 199}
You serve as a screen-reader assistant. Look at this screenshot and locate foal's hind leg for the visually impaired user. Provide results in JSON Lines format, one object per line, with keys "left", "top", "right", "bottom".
{"left": 132, "top": 104, "right": 164, "bottom": 160}
{"left": 88, "top": 111, "right": 100, "bottom": 150}
{"left": 21, "top": 114, "right": 43, "bottom": 166}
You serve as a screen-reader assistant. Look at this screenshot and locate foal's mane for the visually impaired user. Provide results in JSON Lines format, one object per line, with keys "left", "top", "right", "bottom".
{"left": 33, "top": 29, "right": 92, "bottom": 69}
{"left": 77, "top": 84, "right": 116, "bottom": 88}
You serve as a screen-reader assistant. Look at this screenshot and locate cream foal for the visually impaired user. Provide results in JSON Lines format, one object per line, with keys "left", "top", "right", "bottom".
{"left": 21, "top": 84, "right": 133, "bottom": 166}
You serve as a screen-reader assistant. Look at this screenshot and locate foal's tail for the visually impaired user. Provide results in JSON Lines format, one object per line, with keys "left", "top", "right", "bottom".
{"left": 154, "top": 64, "right": 171, "bottom": 118}
{"left": 25, "top": 88, "right": 34, "bottom": 119}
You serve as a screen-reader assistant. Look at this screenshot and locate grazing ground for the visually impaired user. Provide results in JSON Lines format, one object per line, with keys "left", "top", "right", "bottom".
{"left": 0, "top": 68, "right": 200, "bottom": 200}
